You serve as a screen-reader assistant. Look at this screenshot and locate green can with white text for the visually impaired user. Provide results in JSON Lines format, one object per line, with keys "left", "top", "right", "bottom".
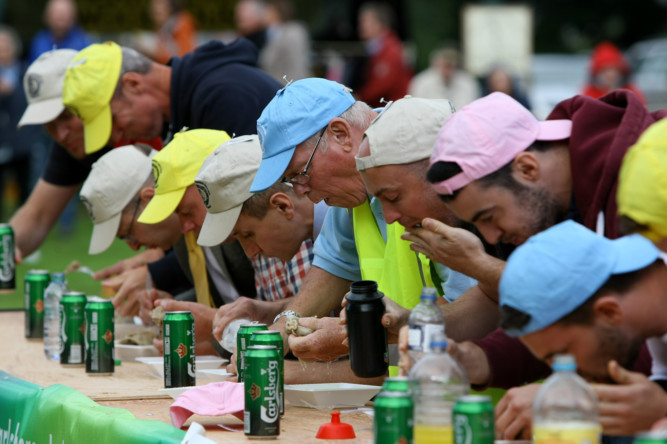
{"left": 237, "top": 322, "right": 267, "bottom": 382}
{"left": 453, "top": 395, "right": 495, "bottom": 444}
{"left": 0, "top": 224, "right": 15, "bottom": 293}
{"left": 85, "top": 297, "right": 115, "bottom": 374}
{"left": 163, "top": 311, "right": 195, "bottom": 388}
{"left": 244, "top": 345, "right": 280, "bottom": 439}
{"left": 250, "top": 330, "right": 284, "bottom": 415}
{"left": 24, "top": 269, "right": 50, "bottom": 338}
{"left": 374, "top": 389, "right": 414, "bottom": 444}
{"left": 60, "top": 291, "right": 87, "bottom": 364}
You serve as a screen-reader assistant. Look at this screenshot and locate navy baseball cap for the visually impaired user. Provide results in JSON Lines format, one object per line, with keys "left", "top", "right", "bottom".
{"left": 499, "top": 220, "right": 660, "bottom": 337}
{"left": 251, "top": 78, "right": 355, "bottom": 192}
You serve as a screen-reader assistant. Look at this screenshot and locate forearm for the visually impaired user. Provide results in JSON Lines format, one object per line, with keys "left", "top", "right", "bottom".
{"left": 442, "top": 285, "right": 500, "bottom": 341}
{"left": 285, "top": 266, "right": 352, "bottom": 318}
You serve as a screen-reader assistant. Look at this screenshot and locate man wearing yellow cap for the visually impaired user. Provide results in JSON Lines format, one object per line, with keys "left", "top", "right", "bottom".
{"left": 63, "top": 39, "right": 281, "bottom": 155}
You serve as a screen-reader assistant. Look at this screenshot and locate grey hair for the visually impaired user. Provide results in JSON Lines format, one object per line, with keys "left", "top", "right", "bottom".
{"left": 301, "top": 101, "right": 375, "bottom": 152}
{"left": 113, "top": 47, "right": 153, "bottom": 98}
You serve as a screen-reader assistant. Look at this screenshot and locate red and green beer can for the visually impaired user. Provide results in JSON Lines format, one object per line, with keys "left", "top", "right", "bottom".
{"left": 374, "top": 389, "right": 414, "bottom": 444}
{"left": 60, "top": 291, "right": 87, "bottom": 364}
{"left": 244, "top": 345, "right": 280, "bottom": 439}
{"left": 0, "top": 223, "right": 15, "bottom": 293}
{"left": 85, "top": 297, "right": 115, "bottom": 374}
{"left": 250, "top": 330, "right": 284, "bottom": 415}
{"left": 24, "top": 269, "right": 50, "bottom": 338}
{"left": 163, "top": 311, "right": 195, "bottom": 388}
{"left": 237, "top": 322, "right": 267, "bottom": 382}
{"left": 453, "top": 395, "right": 495, "bottom": 444}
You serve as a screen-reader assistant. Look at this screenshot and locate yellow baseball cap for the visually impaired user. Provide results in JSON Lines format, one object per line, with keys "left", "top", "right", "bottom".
{"left": 138, "top": 129, "right": 231, "bottom": 224}
{"left": 618, "top": 118, "right": 667, "bottom": 241}
{"left": 63, "top": 41, "right": 121, "bottom": 154}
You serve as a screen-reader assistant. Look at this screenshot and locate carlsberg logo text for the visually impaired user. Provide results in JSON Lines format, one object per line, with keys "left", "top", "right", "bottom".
{"left": 260, "top": 360, "right": 279, "bottom": 424}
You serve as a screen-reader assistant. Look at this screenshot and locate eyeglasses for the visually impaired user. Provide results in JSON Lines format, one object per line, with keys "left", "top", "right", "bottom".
{"left": 119, "top": 197, "right": 141, "bottom": 243}
{"left": 283, "top": 126, "right": 327, "bottom": 185}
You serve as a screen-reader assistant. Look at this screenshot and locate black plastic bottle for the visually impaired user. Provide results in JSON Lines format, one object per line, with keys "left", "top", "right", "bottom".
{"left": 345, "top": 280, "right": 388, "bottom": 377}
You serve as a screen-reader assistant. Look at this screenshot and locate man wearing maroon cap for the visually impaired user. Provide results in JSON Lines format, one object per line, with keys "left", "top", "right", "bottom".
{"left": 406, "top": 90, "right": 667, "bottom": 438}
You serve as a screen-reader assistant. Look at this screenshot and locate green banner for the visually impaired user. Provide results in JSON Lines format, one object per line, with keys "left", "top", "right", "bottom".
{"left": 0, "top": 371, "right": 185, "bottom": 444}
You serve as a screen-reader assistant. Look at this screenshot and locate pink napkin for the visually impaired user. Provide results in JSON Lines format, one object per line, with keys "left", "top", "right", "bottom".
{"left": 169, "top": 382, "right": 245, "bottom": 428}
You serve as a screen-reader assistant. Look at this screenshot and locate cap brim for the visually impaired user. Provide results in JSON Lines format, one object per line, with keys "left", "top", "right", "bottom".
{"left": 249, "top": 148, "right": 295, "bottom": 192}
{"left": 197, "top": 205, "right": 243, "bottom": 247}
{"left": 17, "top": 98, "right": 64, "bottom": 128}
{"left": 137, "top": 187, "right": 186, "bottom": 225}
{"left": 83, "top": 104, "right": 112, "bottom": 154}
{"left": 612, "top": 234, "right": 660, "bottom": 274}
{"left": 537, "top": 120, "right": 572, "bottom": 141}
{"left": 88, "top": 212, "right": 122, "bottom": 255}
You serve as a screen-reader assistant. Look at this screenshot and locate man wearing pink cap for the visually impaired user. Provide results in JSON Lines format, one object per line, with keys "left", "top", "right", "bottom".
{"left": 418, "top": 90, "right": 666, "bottom": 439}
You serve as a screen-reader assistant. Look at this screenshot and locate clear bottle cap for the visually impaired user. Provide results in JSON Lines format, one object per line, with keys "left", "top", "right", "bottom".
{"left": 552, "top": 354, "right": 577, "bottom": 371}
{"left": 421, "top": 287, "right": 437, "bottom": 301}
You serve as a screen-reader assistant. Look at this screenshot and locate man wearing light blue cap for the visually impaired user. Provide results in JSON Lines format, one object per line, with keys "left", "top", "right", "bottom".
{"left": 499, "top": 220, "right": 667, "bottom": 435}
{"left": 251, "top": 78, "right": 447, "bottom": 367}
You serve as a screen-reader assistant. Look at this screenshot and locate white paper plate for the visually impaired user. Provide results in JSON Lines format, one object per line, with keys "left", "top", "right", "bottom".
{"left": 158, "top": 386, "right": 196, "bottom": 399}
{"left": 284, "top": 383, "right": 381, "bottom": 409}
{"left": 198, "top": 368, "right": 236, "bottom": 382}
{"left": 135, "top": 356, "right": 228, "bottom": 379}
{"left": 115, "top": 343, "right": 159, "bottom": 361}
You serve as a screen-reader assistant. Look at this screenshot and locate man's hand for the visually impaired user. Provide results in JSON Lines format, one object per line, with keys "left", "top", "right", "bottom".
{"left": 106, "top": 265, "right": 150, "bottom": 317}
{"left": 592, "top": 360, "right": 667, "bottom": 435}
{"left": 94, "top": 248, "right": 164, "bottom": 280}
{"left": 495, "top": 383, "right": 541, "bottom": 440}
{"left": 138, "top": 288, "right": 173, "bottom": 326}
{"left": 287, "top": 316, "right": 349, "bottom": 362}
{"left": 212, "top": 297, "right": 288, "bottom": 341}
{"left": 380, "top": 296, "right": 410, "bottom": 344}
{"left": 156, "top": 299, "right": 218, "bottom": 345}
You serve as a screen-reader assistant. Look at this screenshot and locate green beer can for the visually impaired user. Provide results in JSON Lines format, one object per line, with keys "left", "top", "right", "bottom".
{"left": 453, "top": 395, "right": 495, "bottom": 444}
{"left": 374, "top": 390, "right": 414, "bottom": 444}
{"left": 0, "top": 224, "right": 15, "bottom": 293}
{"left": 634, "top": 432, "right": 667, "bottom": 444}
{"left": 163, "top": 311, "right": 195, "bottom": 388}
{"left": 237, "top": 322, "right": 267, "bottom": 382}
{"left": 60, "top": 291, "right": 87, "bottom": 364}
{"left": 24, "top": 269, "right": 50, "bottom": 338}
{"left": 382, "top": 376, "right": 415, "bottom": 393}
{"left": 85, "top": 297, "right": 115, "bottom": 374}
{"left": 250, "top": 330, "right": 284, "bottom": 415}
{"left": 244, "top": 345, "right": 280, "bottom": 439}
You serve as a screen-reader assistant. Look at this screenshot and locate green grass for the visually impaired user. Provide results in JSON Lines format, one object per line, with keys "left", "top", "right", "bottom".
{"left": 0, "top": 203, "right": 136, "bottom": 310}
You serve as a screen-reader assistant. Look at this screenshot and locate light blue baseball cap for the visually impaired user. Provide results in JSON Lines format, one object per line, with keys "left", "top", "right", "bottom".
{"left": 499, "top": 220, "right": 660, "bottom": 337}
{"left": 250, "top": 78, "right": 356, "bottom": 192}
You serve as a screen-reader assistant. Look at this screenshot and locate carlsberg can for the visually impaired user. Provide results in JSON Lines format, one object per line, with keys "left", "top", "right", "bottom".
{"left": 250, "top": 330, "right": 284, "bottom": 415}
{"left": 0, "top": 224, "right": 15, "bottom": 293}
{"left": 85, "top": 297, "right": 115, "bottom": 374}
{"left": 453, "top": 395, "right": 495, "bottom": 444}
{"left": 244, "top": 345, "right": 280, "bottom": 439}
{"left": 24, "top": 269, "right": 50, "bottom": 338}
{"left": 163, "top": 311, "right": 195, "bottom": 388}
{"left": 237, "top": 322, "right": 267, "bottom": 382}
{"left": 60, "top": 291, "right": 87, "bottom": 364}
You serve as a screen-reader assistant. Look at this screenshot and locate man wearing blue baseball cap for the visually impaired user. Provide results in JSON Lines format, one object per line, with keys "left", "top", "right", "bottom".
{"left": 499, "top": 220, "right": 667, "bottom": 435}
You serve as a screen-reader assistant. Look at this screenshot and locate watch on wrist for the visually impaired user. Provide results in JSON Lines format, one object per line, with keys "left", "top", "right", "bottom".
{"left": 273, "top": 310, "right": 300, "bottom": 325}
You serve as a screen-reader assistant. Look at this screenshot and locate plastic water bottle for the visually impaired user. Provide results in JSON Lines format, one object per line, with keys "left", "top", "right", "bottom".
{"left": 43, "top": 272, "right": 68, "bottom": 360}
{"left": 408, "top": 287, "right": 445, "bottom": 365}
{"left": 220, "top": 318, "right": 252, "bottom": 353}
{"left": 409, "top": 333, "right": 469, "bottom": 444}
{"left": 533, "top": 354, "right": 601, "bottom": 444}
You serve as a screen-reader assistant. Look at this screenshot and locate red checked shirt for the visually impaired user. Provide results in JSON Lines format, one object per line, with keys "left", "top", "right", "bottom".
{"left": 251, "top": 239, "right": 314, "bottom": 302}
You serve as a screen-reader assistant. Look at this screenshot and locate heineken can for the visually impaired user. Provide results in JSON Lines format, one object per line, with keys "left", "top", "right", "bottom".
{"left": 382, "top": 376, "right": 415, "bottom": 393}
{"left": 60, "top": 291, "right": 87, "bottom": 364}
{"left": 24, "top": 269, "right": 50, "bottom": 338}
{"left": 453, "top": 395, "right": 495, "bottom": 444}
{"left": 374, "top": 390, "right": 414, "bottom": 444}
{"left": 244, "top": 345, "right": 280, "bottom": 439}
{"left": 0, "top": 224, "right": 15, "bottom": 293}
{"left": 237, "top": 322, "right": 267, "bottom": 382}
{"left": 85, "top": 297, "right": 115, "bottom": 374}
{"left": 250, "top": 330, "right": 284, "bottom": 415}
{"left": 163, "top": 311, "right": 195, "bottom": 388}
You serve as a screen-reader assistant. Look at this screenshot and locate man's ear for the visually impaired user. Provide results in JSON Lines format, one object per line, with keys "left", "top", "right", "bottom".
{"left": 120, "top": 72, "right": 144, "bottom": 96}
{"left": 328, "top": 117, "right": 354, "bottom": 153}
{"left": 512, "top": 151, "right": 541, "bottom": 183}
{"left": 140, "top": 186, "right": 155, "bottom": 203}
{"left": 592, "top": 295, "right": 624, "bottom": 326}
{"left": 269, "top": 192, "right": 295, "bottom": 219}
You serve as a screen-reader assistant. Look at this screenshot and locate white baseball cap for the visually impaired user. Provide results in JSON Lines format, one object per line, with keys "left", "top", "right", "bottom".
{"left": 17, "top": 49, "right": 78, "bottom": 128}
{"left": 80, "top": 145, "right": 155, "bottom": 254}
{"left": 195, "top": 135, "right": 262, "bottom": 246}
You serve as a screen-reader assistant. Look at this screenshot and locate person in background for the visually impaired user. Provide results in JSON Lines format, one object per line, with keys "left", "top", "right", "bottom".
{"left": 235, "top": 0, "right": 268, "bottom": 51}
{"left": 482, "top": 64, "right": 531, "bottom": 110}
{"left": 408, "top": 46, "right": 480, "bottom": 109}
{"left": 355, "top": 2, "right": 412, "bottom": 107}
{"left": 28, "top": 0, "right": 91, "bottom": 63}
{"left": 145, "top": 0, "right": 197, "bottom": 64}
{"left": 259, "top": 0, "right": 311, "bottom": 82}
{"left": 583, "top": 41, "right": 645, "bottom": 104}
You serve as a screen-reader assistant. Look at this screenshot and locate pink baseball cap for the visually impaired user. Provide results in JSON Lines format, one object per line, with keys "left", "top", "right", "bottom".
{"left": 429, "top": 92, "right": 573, "bottom": 195}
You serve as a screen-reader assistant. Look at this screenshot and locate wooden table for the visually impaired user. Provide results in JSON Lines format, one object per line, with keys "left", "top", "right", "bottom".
{"left": 0, "top": 311, "right": 373, "bottom": 443}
